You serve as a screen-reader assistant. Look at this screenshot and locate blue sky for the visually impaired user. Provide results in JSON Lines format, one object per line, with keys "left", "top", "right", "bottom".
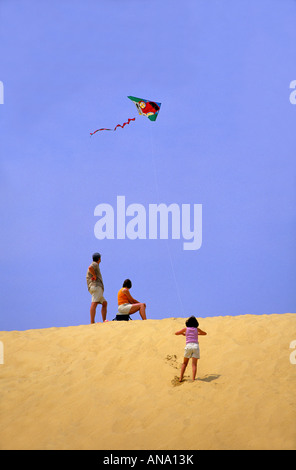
{"left": 0, "top": 0, "right": 295, "bottom": 330}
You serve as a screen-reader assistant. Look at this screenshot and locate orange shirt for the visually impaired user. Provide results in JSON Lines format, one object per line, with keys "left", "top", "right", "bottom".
{"left": 118, "top": 288, "right": 131, "bottom": 305}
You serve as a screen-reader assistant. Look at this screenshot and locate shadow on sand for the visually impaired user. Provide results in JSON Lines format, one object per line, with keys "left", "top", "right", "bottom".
{"left": 171, "top": 373, "right": 221, "bottom": 387}
{"left": 197, "top": 374, "right": 221, "bottom": 383}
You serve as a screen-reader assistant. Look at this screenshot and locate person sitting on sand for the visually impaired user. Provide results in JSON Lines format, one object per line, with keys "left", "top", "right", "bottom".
{"left": 175, "top": 316, "right": 207, "bottom": 382}
{"left": 86, "top": 252, "right": 107, "bottom": 323}
{"left": 117, "top": 279, "right": 147, "bottom": 320}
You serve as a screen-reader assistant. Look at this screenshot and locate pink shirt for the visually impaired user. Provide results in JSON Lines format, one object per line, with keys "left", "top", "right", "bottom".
{"left": 186, "top": 327, "right": 198, "bottom": 344}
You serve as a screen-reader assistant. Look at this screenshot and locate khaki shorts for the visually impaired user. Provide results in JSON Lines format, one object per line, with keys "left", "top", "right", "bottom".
{"left": 89, "top": 285, "right": 106, "bottom": 304}
{"left": 118, "top": 303, "right": 132, "bottom": 314}
{"left": 184, "top": 343, "right": 200, "bottom": 359}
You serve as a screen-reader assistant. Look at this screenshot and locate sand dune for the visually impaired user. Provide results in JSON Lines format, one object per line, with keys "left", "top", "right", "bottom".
{"left": 0, "top": 313, "right": 295, "bottom": 450}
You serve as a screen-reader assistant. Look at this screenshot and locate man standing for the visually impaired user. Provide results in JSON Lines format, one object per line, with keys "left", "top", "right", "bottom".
{"left": 86, "top": 252, "right": 107, "bottom": 323}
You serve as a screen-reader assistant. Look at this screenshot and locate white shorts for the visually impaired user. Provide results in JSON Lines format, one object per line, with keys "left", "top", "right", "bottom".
{"left": 184, "top": 343, "right": 200, "bottom": 359}
{"left": 89, "top": 285, "right": 106, "bottom": 304}
{"left": 118, "top": 303, "right": 132, "bottom": 314}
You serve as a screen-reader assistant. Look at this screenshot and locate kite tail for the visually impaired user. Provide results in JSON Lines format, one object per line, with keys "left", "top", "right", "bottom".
{"left": 90, "top": 117, "right": 136, "bottom": 135}
{"left": 90, "top": 128, "right": 113, "bottom": 135}
{"left": 114, "top": 117, "right": 135, "bottom": 130}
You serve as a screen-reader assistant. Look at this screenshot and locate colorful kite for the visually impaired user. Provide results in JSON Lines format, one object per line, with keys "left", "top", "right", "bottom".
{"left": 90, "top": 96, "right": 161, "bottom": 135}
{"left": 127, "top": 96, "right": 161, "bottom": 121}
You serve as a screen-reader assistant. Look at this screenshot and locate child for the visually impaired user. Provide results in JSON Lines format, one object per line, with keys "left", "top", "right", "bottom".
{"left": 175, "top": 316, "right": 207, "bottom": 382}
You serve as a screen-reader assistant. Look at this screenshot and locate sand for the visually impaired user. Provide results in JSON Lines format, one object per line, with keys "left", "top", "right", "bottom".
{"left": 0, "top": 313, "right": 295, "bottom": 450}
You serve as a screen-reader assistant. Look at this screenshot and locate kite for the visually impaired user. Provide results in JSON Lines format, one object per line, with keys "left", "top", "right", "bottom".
{"left": 90, "top": 96, "right": 161, "bottom": 135}
{"left": 127, "top": 96, "right": 161, "bottom": 122}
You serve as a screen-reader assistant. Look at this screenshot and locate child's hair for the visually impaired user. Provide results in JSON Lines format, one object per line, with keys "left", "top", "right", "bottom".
{"left": 185, "top": 316, "right": 199, "bottom": 328}
{"left": 122, "top": 279, "right": 132, "bottom": 288}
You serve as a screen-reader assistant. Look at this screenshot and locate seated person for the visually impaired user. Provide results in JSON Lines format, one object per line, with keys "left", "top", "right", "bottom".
{"left": 117, "top": 279, "right": 146, "bottom": 320}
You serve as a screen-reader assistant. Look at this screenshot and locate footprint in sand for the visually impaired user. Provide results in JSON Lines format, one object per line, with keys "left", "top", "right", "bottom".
{"left": 171, "top": 376, "right": 182, "bottom": 387}
{"left": 165, "top": 354, "right": 179, "bottom": 370}
{"left": 171, "top": 375, "right": 192, "bottom": 386}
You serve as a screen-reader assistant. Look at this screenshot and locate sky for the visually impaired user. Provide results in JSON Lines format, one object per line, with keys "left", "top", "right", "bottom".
{"left": 0, "top": 0, "right": 295, "bottom": 331}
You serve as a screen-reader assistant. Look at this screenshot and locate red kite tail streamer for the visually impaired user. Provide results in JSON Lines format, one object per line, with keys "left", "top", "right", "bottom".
{"left": 113, "top": 117, "right": 136, "bottom": 130}
{"left": 90, "top": 128, "right": 113, "bottom": 135}
{"left": 90, "top": 117, "right": 136, "bottom": 136}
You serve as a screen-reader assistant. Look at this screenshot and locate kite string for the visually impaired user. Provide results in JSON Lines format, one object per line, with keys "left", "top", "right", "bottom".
{"left": 150, "top": 131, "right": 186, "bottom": 317}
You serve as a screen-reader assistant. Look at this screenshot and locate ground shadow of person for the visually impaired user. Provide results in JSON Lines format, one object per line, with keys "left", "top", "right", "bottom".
{"left": 196, "top": 374, "right": 221, "bottom": 382}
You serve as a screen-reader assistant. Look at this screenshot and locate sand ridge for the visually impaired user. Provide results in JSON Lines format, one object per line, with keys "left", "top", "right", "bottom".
{"left": 0, "top": 314, "right": 295, "bottom": 450}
